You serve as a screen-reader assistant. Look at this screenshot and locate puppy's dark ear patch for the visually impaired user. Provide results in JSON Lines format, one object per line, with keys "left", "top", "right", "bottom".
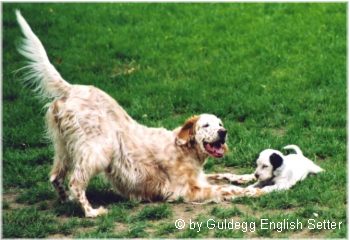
{"left": 270, "top": 153, "right": 283, "bottom": 170}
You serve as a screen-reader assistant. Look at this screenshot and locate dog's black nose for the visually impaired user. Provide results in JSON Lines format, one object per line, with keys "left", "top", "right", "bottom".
{"left": 218, "top": 129, "right": 227, "bottom": 139}
{"left": 254, "top": 173, "right": 259, "bottom": 179}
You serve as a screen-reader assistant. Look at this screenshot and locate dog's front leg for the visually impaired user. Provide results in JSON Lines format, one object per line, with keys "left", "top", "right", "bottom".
{"left": 259, "top": 181, "right": 294, "bottom": 193}
{"left": 247, "top": 178, "right": 276, "bottom": 189}
{"left": 247, "top": 182, "right": 261, "bottom": 189}
{"left": 184, "top": 184, "right": 262, "bottom": 203}
{"left": 219, "top": 185, "right": 263, "bottom": 199}
{"left": 206, "top": 173, "right": 256, "bottom": 184}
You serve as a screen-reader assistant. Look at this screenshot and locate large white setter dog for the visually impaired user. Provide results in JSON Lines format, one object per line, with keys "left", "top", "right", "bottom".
{"left": 16, "top": 11, "right": 259, "bottom": 217}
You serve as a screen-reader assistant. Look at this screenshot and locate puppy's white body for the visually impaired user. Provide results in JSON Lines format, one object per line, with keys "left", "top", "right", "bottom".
{"left": 250, "top": 145, "right": 324, "bottom": 193}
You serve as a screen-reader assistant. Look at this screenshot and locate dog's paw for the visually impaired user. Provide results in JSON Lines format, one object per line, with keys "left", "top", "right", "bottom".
{"left": 244, "top": 187, "right": 264, "bottom": 197}
{"left": 228, "top": 174, "right": 256, "bottom": 184}
{"left": 85, "top": 206, "right": 108, "bottom": 218}
{"left": 97, "top": 206, "right": 108, "bottom": 215}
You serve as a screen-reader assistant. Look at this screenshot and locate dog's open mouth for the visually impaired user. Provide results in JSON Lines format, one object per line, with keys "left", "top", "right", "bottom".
{"left": 204, "top": 140, "right": 225, "bottom": 158}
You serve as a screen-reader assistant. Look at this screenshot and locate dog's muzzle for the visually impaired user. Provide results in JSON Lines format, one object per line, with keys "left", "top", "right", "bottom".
{"left": 218, "top": 129, "right": 227, "bottom": 141}
{"left": 203, "top": 128, "right": 227, "bottom": 158}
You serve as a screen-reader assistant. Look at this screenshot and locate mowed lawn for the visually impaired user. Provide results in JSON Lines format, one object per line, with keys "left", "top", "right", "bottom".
{"left": 2, "top": 3, "right": 346, "bottom": 238}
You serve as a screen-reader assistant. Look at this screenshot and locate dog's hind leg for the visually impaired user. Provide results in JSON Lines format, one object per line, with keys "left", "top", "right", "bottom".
{"left": 47, "top": 107, "right": 70, "bottom": 202}
{"left": 50, "top": 141, "right": 69, "bottom": 202}
{"left": 68, "top": 166, "right": 108, "bottom": 218}
{"left": 67, "top": 147, "right": 111, "bottom": 218}
{"left": 308, "top": 162, "right": 324, "bottom": 174}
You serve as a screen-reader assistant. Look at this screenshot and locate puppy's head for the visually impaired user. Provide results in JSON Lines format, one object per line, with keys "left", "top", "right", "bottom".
{"left": 175, "top": 114, "right": 228, "bottom": 158}
{"left": 254, "top": 149, "right": 284, "bottom": 181}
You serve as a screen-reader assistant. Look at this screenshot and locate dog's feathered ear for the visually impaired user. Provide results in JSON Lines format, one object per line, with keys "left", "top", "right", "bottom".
{"left": 175, "top": 115, "right": 199, "bottom": 146}
{"left": 270, "top": 153, "right": 283, "bottom": 170}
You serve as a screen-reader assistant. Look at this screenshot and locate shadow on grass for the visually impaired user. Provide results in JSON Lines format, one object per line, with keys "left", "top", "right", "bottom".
{"left": 86, "top": 189, "right": 124, "bottom": 206}
{"left": 52, "top": 189, "right": 125, "bottom": 217}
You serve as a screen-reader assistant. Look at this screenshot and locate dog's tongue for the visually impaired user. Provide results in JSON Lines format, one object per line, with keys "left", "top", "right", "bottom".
{"left": 205, "top": 143, "right": 224, "bottom": 157}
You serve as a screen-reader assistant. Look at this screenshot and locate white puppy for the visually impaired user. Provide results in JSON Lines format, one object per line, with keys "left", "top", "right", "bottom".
{"left": 248, "top": 145, "right": 324, "bottom": 193}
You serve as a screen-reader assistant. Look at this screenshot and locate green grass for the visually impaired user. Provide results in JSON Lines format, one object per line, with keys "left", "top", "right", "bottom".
{"left": 2, "top": 3, "right": 346, "bottom": 238}
{"left": 136, "top": 204, "right": 173, "bottom": 221}
{"left": 3, "top": 207, "right": 58, "bottom": 238}
{"left": 211, "top": 206, "right": 242, "bottom": 218}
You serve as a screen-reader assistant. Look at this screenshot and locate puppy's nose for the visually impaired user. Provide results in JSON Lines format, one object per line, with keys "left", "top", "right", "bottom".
{"left": 218, "top": 129, "right": 227, "bottom": 139}
{"left": 254, "top": 173, "right": 259, "bottom": 179}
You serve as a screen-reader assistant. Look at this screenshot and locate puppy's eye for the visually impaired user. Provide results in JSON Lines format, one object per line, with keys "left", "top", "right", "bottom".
{"left": 262, "top": 165, "right": 268, "bottom": 169}
{"left": 219, "top": 123, "right": 223, "bottom": 127}
{"left": 203, "top": 123, "right": 209, "bottom": 128}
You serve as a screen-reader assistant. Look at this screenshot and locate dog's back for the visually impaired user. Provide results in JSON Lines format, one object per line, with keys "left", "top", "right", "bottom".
{"left": 282, "top": 145, "right": 324, "bottom": 182}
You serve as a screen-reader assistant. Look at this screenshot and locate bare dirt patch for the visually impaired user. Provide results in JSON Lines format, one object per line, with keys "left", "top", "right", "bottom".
{"left": 3, "top": 190, "right": 26, "bottom": 210}
{"left": 270, "top": 128, "right": 286, "bottom": 137}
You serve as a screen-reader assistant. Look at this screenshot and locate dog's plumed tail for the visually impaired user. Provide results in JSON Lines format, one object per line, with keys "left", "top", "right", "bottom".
{"left": 16, "top": 10, "right": 71, "bottom": 100}
{"left": 283, "top": 144, "right": 303, "bottom": 156}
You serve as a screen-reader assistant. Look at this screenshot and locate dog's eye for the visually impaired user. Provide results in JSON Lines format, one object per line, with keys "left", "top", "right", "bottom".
{"left": 219, "top": 123, "right": 223, "bottom": 127}
{"left": 262, "top": 165, "right": 268, "bottom": 169}
{"left": 203, "top": 123, "right": 209, "bottom": 128}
